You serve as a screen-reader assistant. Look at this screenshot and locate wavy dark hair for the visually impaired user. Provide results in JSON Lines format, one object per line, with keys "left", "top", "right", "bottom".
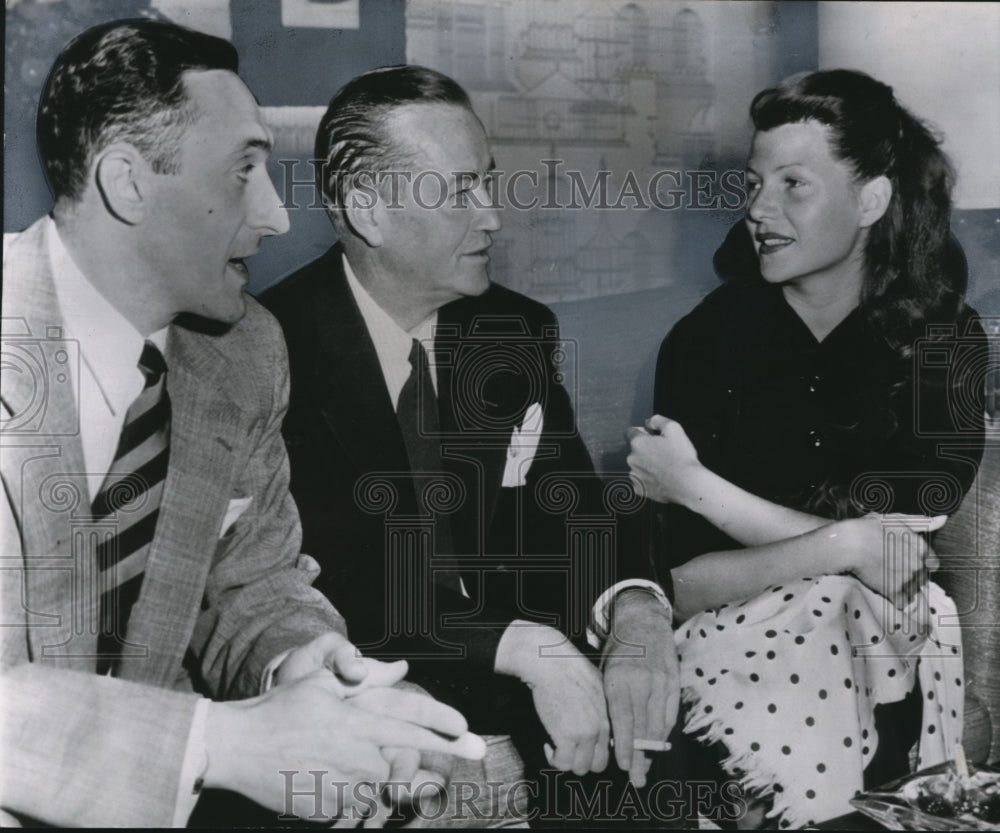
{"left": 714, "top": 70, "right": 984, "bottom": 520}
{"left": 38, "top": 19, "right": 237, "bottom": 202}
{"left": 717, "top": 69, "right": 966, "bottom": 356}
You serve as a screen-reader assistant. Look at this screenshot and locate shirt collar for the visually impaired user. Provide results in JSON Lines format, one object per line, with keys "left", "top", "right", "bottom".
{"left": 47, "top": 217, "right": 168, "bottom": 415}
{"left": 342, "top": 252, "right": 437, "bottom": 373}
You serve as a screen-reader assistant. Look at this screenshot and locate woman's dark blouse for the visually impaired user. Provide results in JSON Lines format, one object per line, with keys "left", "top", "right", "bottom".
{"left": 654, "top": 279, "right": 987, "bottom": 569}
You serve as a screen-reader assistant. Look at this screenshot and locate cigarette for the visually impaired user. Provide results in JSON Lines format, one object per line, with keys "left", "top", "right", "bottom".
{"left": 955, "top": 744, "right": 969, "bottom": 778}
{"left": 610, "top": 738, "right": 672, "bottom": 752}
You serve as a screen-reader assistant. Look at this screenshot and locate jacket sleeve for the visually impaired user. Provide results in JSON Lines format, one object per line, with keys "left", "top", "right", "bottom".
{"left": 0, "top": 664, "right": 200, "bottom": 827}
{"left": 188, "top": 306, "right": 346, "bottom": 700}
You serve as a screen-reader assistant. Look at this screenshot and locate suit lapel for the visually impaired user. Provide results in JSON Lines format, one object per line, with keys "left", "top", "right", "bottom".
{"left": 2, "top": 221, "right": 238, "bottom": 684}
{"left": 310, "top": 251, "right": 412, "bottom": 480}
{"left": 119, "top": 326, "right": 238, "bottom": 687}
{"left": 1, "top": 218, "right": 96, "bottom": 668}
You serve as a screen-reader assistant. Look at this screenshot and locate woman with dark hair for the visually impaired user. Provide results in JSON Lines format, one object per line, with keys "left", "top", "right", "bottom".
{"left": 628, "top": 69, "right": 987, "bottom": 827}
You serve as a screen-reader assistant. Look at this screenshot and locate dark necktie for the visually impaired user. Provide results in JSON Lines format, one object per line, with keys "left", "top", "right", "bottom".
{"left": 396, "top": 338, "right": 462, "bottom": 592}
{"left": 92, "top": 341, "right": 171, "bottom": 674}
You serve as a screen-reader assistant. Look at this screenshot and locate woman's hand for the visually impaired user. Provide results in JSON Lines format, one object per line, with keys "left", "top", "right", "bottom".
{"left": 626, "top": 415, "right": 703, "bottom": 506}
{"left": 834, "top": 513, "right": 946, "bottom": 605}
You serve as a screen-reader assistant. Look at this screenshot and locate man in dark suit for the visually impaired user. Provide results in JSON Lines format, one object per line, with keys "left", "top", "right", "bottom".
{"left": 261, "top": 65, "right": 680, "bottom": 825}
{"left": 1, "top": 23, "right": 482, "bottom": 827}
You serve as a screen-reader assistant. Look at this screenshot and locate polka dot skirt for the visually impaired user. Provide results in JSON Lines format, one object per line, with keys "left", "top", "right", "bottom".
{"left": 676, "top": 576, "right": 964, "bottom": 828}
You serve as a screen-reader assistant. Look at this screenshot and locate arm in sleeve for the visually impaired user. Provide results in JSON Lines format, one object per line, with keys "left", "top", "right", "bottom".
{"left": 188, "top": 311, "right": 346, "bottom": 701}
{"left": 0, "top": 665, "right": 200, "bottom": 827}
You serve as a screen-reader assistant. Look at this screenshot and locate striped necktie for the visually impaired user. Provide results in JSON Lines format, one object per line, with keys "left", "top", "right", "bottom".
{"left": 92, "top": 340, "right": 171, "bottom": 674}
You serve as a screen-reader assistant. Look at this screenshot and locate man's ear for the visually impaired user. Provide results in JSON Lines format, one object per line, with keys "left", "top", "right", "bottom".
{"left": 341, "top": 185, "right": 384, "bottom": 248}
{"left": 94, "top": 144, "right": 147, "bottom": 224}
{"left": 858, "top": 175, "right": 892, "bottom": 228}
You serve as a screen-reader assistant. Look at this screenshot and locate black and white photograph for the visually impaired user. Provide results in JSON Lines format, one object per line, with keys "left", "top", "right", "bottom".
{"left": 2, "top": 0, "right": 998, "bottom": 828}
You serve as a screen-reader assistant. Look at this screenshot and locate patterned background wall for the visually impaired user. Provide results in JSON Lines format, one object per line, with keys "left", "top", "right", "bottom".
{"left": 5, "top": 0, "right": 997, "bottom": 468}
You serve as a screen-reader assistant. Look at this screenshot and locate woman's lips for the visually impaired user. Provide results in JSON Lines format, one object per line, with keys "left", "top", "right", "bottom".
{"left": 756, "top": 234, "right": 793, "bottom": 255}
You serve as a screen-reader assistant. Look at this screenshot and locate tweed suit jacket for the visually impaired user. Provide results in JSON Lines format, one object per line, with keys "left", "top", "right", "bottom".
{"left": 262, "top": 245, "right": 643, "bottom": 731}
{"left": 0, "top": 218, "right": 346, "bottom": 826}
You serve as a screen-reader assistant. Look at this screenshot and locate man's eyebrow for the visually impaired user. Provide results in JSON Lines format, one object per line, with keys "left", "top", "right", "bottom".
{"left": 235, "top": 137, "right": 273, "bottom": 156}
{"left": 745, "top": 163, "right": 805, "bottom": 174}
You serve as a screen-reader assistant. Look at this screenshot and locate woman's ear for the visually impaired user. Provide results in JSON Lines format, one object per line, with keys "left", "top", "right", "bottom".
{"left": 94, "top": 143, "right": 147, "bottom": 224}
{"left": 858, "top": 175, "right": 892, "bottom": 228}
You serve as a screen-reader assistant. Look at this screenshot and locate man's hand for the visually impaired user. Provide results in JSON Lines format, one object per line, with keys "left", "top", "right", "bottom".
{"left": 495, "top": 621, "right": 610, "bottom": 776}
{"left": 271, "top": 631, "right": 410, "bottom": 695}
{"left": 602, "top": 589, "right": 679, "bottom": 788}
{"left": 205, "top": 671, "right": 486, "bottom": 822}
{"left": 362, "top": 747, "right": 454, "bottom": 828}
{"left": 836, "top": 513, "right": 946, "bottom": 606}
{"left": 378, "top": 681, "right": 458, "bottom": 804}
{"left": 270, "top": 635, "right": 466, "bottom": 820}
{"left": 626, "top": 415, "right": 702, "bottom": 506}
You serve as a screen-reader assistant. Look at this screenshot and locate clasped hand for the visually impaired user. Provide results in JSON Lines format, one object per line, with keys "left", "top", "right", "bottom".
{"left": 206, "top": 632, "right": 485, "bottom": 822}
{"left": 833, "top": 512, "right": 946, "bottom": 607}
{"left": 626, "top": 415, "right": 701, "bottom": 505}
{"left": 495, "top": 622, "right": 611, "bottom": 777}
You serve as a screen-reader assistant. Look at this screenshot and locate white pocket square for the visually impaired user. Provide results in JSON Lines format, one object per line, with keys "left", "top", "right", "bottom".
{"left": 502, "top": 402, "right": 543, "bottom": 488}
{"left": 220, "top": 496, "right": 253, "bottom": 538}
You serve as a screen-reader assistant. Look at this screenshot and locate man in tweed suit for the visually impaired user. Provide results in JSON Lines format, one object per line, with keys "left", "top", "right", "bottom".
{"left": 0, "top": 21, "right": 482, "bottom": 827}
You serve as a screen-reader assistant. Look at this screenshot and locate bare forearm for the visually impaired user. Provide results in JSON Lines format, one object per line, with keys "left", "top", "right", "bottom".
{"left": 628, "top": 418, "right": 829, "bottom": 546}
{"left": 670, "top": 521, "right": 853, "bottom": 621}
{"left": 681, "top": 466, "right": 830, "bottom": 546}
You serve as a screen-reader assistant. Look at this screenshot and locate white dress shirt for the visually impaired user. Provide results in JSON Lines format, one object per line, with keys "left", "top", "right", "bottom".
{"left": 47, "top": 219, "right": 168, "bottom": 501}
{"left": 343, "top": 254, "right": 437, "bottom": 407}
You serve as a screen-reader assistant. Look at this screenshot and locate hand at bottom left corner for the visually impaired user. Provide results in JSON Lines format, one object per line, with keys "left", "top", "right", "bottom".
{"left": 204, "top": 672, "right": 484, "bottom": 825}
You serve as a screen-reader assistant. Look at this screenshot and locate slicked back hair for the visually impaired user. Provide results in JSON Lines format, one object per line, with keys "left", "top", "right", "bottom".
{"left": 314, "top": 64, "right": 473, "bottom": 225}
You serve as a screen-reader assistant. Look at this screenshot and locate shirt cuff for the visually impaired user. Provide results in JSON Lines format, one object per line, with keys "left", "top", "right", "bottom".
{"left": 171, "top": 697, "right": 211, "bottom": 827}
{"left": 586, "top": 579, "right": 673, "bottom": 649}
{"left": 260, "top": 648, "right": 293, "bottom": 693}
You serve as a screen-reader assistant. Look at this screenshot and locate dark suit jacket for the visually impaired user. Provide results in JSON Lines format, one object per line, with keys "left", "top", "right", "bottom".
{"left": 261, "top": 245, "right": 640, "bottom": 730}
